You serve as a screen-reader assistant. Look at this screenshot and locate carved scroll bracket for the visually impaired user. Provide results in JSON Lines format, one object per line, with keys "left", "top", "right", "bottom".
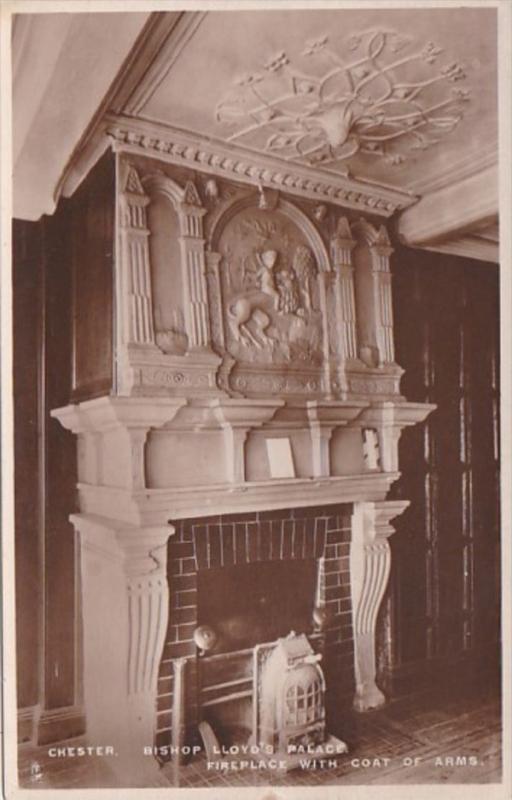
{"left": 350, "top": 500, "right": 409, "bottom": 712}
{"left": 69, "top": 513, "right": 174, "bottom": 778}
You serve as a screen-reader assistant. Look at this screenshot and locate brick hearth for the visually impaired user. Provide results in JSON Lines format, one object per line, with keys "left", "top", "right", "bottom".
{"left": 155, "top": 503, "right": 355, "bottom": 751}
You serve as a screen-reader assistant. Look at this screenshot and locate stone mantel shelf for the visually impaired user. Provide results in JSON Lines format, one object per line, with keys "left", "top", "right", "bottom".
{"left": 76, "top": 471, "right": 401, "bottom": 525}
{"left": 51, "top": 394, "right": 187, "bottom": 432}
{"left": 52, "top": 396, "right": 433, "bottom": 433}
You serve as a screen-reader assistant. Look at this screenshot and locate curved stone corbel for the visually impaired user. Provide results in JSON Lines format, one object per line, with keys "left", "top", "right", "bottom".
{"left": 69, "top": 513, "right": 174, "bottom": 780}
{"left": 350, "top": 499, "right": 409, "bottom": 712}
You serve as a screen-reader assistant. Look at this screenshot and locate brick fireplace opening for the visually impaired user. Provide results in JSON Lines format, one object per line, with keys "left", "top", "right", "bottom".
{"left": 156, "top": 505, "right": 354, "bottom": 756}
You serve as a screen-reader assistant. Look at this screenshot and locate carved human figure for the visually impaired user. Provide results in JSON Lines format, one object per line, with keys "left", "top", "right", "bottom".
{"left": 255, "top": 249, "right": 280, "bottom": 309}
{"left": 293, "top": 245, "right": 317, "bottom": 311}
{"left": 275, "top": 263, "right": 301, "bottom": 315}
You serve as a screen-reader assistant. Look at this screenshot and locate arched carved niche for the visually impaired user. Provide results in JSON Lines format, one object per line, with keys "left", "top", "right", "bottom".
{"left": 210, "top": 197, "right": 331, "bottom": 393}
{"left": 210, "top": 194, "right": 330, "bottom": 273}
{"left": 142, "top": 173, "right": 212, "bottom": 355}
{"left": 143, "top": 175, "right": 188, "bottom": 355}
{"left": 351, "top": 218, "right": 395, "bottom": 368}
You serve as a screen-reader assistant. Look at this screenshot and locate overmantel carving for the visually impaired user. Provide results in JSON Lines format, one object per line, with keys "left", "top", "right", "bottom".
{"left": 214, "top": 201, "right": 326, "bottom": 366}
{"left": 115, "top": 155, "right": 409, "bottom": 402}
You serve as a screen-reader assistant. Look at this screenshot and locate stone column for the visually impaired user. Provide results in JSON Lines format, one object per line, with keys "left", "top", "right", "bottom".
{"left": 178, "top": 181, "right": 211, "bottom": 351}
{"left": 369, "top": 229, "right": 395, "bottom": 365}
{"left": 330, "top": 217, "right": 358, "bottom": 362}
{"left": 317, "top": 270, "right": 336, "bottom": 397}
{"left": 204, "top": 250, "right": 226, "bottom": 353}
{"left": 71, "top": 514, "right": 173, "bottom": 785}
{"left": 350, "top": 500, "right": 409, "bottom": 712}
{"left": 119, "top": 166, "right": 156, "bottom": 348}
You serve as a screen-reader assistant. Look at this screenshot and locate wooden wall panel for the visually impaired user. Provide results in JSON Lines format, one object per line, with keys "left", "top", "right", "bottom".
{"left": 13, "top": 152, "right": 115, "bottom": 739}
{"left": 385, "top": 247, "right": 500, "bottom": 687}
{"left": 43, "top": 209, "right": 79, "bottom": 710}
{"left": 70, "top": 151, "right": 115, "bottom": 400}
{"left": 13, "top": 220, "right": 43, "bottom": 710}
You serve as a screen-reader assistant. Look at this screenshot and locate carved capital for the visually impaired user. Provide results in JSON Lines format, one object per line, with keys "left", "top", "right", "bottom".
{"left": 330, "top": 216, "right": 356, "bottom": 267}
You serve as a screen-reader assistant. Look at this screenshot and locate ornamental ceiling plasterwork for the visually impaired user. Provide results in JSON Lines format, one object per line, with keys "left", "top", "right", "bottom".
{"left": 215, "top": 30, "right": 471, "bottom": 173}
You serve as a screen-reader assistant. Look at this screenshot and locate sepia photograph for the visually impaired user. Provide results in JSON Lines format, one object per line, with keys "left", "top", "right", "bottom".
{"left": 1, "top": 1, "right": 511, "bottom": 797}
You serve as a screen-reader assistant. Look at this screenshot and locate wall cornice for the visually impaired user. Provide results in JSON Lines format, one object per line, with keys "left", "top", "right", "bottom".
{"left": 397, "top": 164, "right": 498, "bottom": 248}
{"left": 413, "top": 235, "right": 499, "bottom": 264}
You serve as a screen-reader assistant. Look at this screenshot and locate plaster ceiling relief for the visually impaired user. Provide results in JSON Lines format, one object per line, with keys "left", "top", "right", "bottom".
{"left": 215, "top": 30, "right": 471, "bottom": 174}
{"left": 138, "top": 8, "right": 496, "bottom": 194}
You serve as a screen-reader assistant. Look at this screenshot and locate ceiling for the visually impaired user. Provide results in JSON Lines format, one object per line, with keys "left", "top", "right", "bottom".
{"left": 139, "top": 8, "right": 497, "bottom": 193}
{"left": 11, "top": 6, "right": 500, "bottom": 261}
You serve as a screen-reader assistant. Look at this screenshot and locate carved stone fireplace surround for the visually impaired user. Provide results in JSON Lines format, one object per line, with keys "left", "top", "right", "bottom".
{"left": 52, "top": 149, "right": 434, "bottom": 784}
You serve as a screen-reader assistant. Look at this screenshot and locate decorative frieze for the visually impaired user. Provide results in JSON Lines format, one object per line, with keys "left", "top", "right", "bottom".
{"left": 229, "top": 366, "right": 324, "bottom": 397}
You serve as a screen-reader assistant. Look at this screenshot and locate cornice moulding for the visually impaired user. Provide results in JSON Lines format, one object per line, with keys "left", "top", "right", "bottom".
{"left": 397, "top": 163, "right": 498, "bottom": 246}
{"left": 405, "top": 143, "right": 498, "bottom": 197}
{"left": 120, "top": 12, "right": 207, "bottom": 116}
{"left": 103, "top": 115, "right": 416, "bottom": 218}
{"left": 51, "top": 12, "right": 185, "bottom": 210}
{"left": 414, "top": 236, "right": 499, "bottom": 264}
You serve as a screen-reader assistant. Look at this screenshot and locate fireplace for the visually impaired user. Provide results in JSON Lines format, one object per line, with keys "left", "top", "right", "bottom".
{"left": 155, "top": 505, "right": 353, "bottom": 757}
{"left": 197, "top": 560, "right": 317, "bottom": 653}
{"left": 51, "top": 150, "right": 434, "bottom": 785}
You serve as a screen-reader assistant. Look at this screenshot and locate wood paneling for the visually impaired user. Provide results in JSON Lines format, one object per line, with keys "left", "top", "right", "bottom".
{"left": 386, "top": 248, "right": 500, "bottom": 684}
{"left": 43, "top": 208, "right": 78, "bottom": 710}
{"left": 70, "top": 152, "right": 115, "bottom": 400}
{"left": 13, "top": 220, "right": 43, "bottom": 710}
{"left": 13, "top": 153, "right": 115, "bottom": 739}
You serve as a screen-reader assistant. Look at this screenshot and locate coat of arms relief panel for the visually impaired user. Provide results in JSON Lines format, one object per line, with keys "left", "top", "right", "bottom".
{"left": 217, "top": 207, "right": 324, "bottom": 370}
